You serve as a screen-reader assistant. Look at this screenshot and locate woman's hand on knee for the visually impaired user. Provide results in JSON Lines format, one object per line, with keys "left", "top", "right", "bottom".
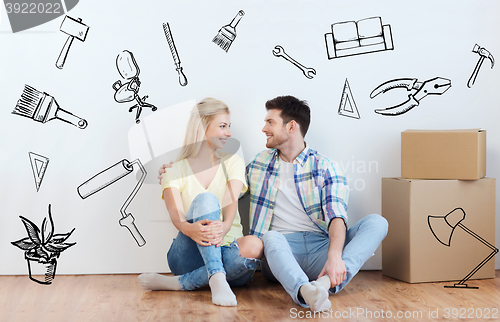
{"left": 181, "top": 219, "right": 220, "bottom": 246}
{"left": 206, "top": 220, "right": 225, "bottom": 247}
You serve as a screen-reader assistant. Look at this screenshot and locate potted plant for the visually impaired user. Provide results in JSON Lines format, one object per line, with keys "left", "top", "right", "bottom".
{"left": 11, "top": 204, "right": 76, "bottom": 285}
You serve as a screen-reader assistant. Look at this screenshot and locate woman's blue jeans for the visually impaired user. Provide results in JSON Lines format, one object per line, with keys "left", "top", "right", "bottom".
{"left": 167, "top": 192, "right": 260, "bottom": 291}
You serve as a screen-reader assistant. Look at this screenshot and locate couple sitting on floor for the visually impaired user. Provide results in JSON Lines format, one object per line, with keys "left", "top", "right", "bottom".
{"left": 139, "top": 96, "right": 388, "bottom": 312}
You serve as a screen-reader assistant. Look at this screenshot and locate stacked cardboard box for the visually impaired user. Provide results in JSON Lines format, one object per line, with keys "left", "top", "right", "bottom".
{"left": 382, "top": 129, "right": 496, "bottom": 283}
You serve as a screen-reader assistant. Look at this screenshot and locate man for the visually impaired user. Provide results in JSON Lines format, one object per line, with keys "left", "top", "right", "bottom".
{"left": 159, "top": 96, "right": 388, "bottom": 312}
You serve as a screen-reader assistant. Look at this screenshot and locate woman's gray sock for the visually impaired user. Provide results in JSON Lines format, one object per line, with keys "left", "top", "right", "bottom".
{"left": 138, "top": 273, "right": 182, "bottom": 291}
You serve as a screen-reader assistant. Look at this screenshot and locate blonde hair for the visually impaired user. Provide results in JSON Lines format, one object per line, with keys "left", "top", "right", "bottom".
{"left": 177, "top": 98, "right": 230, "bottom": 161}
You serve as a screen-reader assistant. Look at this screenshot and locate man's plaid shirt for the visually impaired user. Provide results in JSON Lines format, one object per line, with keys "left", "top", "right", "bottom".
{"left": 245, "top": 145, "right": 349, "bottom": 238}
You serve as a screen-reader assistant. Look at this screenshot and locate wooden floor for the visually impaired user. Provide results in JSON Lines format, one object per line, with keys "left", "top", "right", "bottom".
{"left": 1, "top": 271, "right": 499, "bottom": 322}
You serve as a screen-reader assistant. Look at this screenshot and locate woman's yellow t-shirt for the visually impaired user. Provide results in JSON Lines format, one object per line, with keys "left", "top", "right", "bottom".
{"left": 161, "top": 153, "right": 248, "bottom": 246}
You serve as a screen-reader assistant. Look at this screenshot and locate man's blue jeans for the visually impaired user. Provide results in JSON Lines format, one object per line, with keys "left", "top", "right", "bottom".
{"left": 167, "top": 192, "right": 260, "bottom": 291}
{"left": 261, "top": 214, "right": 388, "bottom": 307}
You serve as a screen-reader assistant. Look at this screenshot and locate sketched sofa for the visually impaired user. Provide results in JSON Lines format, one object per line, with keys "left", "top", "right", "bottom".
{"left": 325, "top": 16, "right": 393, "bottom": 59}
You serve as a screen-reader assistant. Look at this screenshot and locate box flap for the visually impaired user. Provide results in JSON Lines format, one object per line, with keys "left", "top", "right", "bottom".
{"left": 403, "top": 129, "right": 482, "bottom": 133}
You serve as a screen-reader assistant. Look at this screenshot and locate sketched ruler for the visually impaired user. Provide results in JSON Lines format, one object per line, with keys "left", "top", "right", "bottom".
{"left": 29, "top": 152, "right": 49, "bottom": 192}
{"left": 338, "top": 79, "right": 360, "bottom": 119}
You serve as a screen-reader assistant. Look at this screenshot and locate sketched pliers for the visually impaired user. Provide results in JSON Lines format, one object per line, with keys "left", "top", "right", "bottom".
{"left": 370, "top": 77, "right": 452, "bottom": 116}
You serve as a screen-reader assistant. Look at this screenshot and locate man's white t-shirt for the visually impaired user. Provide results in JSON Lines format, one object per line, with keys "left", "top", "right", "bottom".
{"left": 270, "top": 157, "right": 323, "bottom": 234}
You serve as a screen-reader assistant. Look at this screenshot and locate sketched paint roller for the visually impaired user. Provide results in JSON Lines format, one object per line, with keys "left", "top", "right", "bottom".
{"left": 77, "top": 159, "right": 147, "bottom": 247}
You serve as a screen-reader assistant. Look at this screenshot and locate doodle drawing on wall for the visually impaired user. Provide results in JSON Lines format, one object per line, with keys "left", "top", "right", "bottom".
{"left": 11, "top": 204, "right": 76, "bottom": 285}
{"left": 213, "top": 10, "right": 245, "bottom": 52}
{"left": 12, "top": 85, "right": 88, "bottom": 129}
{"left": 325, "top": 16, "right": 393, "bottom": 60}
{"left": 467, "top": 44, "right": 495, "bottom": 88}
{"left": 29, "top": 152, "right": 49, "bottom": 192}
{"left": 77, "top": 159, "right": 147, "bottom": 247}
{"left": 370, "top": 77, "right": 451, "bottom": 116}
{"left": 338, "top": 79, "right": 360, "bottom": 119}
{"left": 112, "top": 50, "right": 157, "bottom": 124}
{"left": 162, "top": 23, "right": 188, "bottom": 86}
{"left": 428, "top": 208, "right": 499, "bottom": 289}
{"left": 273, "top": 45, "right": 316, "bottom": 79}
{"left": 56, "top": 16, "right": 89, "bottom": 69}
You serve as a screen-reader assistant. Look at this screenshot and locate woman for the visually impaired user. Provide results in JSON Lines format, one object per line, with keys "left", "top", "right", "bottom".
{"left": 139, "top": 98, "right": 263, "bottom": 307}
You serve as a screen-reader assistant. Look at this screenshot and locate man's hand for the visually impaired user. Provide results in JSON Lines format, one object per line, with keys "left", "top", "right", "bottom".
{"left": 318, "top": 217, "right": 347, "bottom": 288}
{"left": 180, "top": 219, "right": 221, "bottom": 246}
{"left": 318, "top": 253, "right": 346, "bottom": 287}
{"left": 158, "top": 161, "right": 174, "bottom": 184}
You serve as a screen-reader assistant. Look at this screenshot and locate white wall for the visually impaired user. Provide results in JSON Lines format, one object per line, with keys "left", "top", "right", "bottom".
{"left": 1, "top": 0, "right": 499, "bottom": 276}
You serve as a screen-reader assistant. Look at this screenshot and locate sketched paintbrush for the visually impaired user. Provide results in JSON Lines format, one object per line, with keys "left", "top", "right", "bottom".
{"left": 12, "top": 85, "right": 87, "bottom": 129}
{"left": 212, "top": 10, "right": 245, "bottom": 52}
{"left": 162, "top": 22, "right": 188, "bottom": 86}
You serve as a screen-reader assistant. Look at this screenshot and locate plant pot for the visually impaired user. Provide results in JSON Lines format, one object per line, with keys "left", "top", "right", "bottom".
{"left": 26, "top": 257, "right": 57, "bottom": 285}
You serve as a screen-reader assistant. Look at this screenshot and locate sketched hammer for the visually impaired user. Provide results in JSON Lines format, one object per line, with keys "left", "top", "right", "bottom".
{"left": 56, "top": 16, "right": 89, "bottom": 69}
{"left": 467, "top": 44, "right": 494, "bottom": 88}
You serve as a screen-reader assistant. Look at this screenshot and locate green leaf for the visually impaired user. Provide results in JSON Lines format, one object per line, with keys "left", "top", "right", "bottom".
{"left": 11, "top": 237, "right": 37, "bottom": 251}
{"left": 19, "top": 216, "right": 41, "bottom": 245}
{"left": 50, "top": 228, "right": 75, "bottom": 244}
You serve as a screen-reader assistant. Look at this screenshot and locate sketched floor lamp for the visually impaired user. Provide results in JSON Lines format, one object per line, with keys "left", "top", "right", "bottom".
{"left": 428, "top": 207, "right": 498, "bottom": 289}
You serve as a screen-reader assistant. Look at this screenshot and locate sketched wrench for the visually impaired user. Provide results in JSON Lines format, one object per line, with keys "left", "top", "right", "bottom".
{"left": 273, "top": 45, "right": 316, "bottom": 79}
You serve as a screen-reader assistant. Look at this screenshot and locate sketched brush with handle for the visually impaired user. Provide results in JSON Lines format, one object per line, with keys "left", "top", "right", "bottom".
{"left": 213, "top": 10, "right": 245, "bottom": 52}
{"left": 12, "top": 85, "right": 87, "bottom": 129}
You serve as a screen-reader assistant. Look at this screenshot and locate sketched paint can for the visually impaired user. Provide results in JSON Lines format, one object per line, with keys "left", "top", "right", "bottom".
{"left": 25, "top": 254, "right": 57, "bottom": 285}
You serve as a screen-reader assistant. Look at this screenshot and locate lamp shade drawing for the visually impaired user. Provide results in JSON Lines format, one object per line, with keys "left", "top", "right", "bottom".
{"left": 428, "top": 208, "right": 498, "bottom": 289}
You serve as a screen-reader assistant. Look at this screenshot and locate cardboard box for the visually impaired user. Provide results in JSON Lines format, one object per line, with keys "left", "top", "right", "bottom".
{"left": 381, "top": 177, "right": 496, "bottom": 284}
{"left": 401, "top": 129, "right": 486, "bottom": 180}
